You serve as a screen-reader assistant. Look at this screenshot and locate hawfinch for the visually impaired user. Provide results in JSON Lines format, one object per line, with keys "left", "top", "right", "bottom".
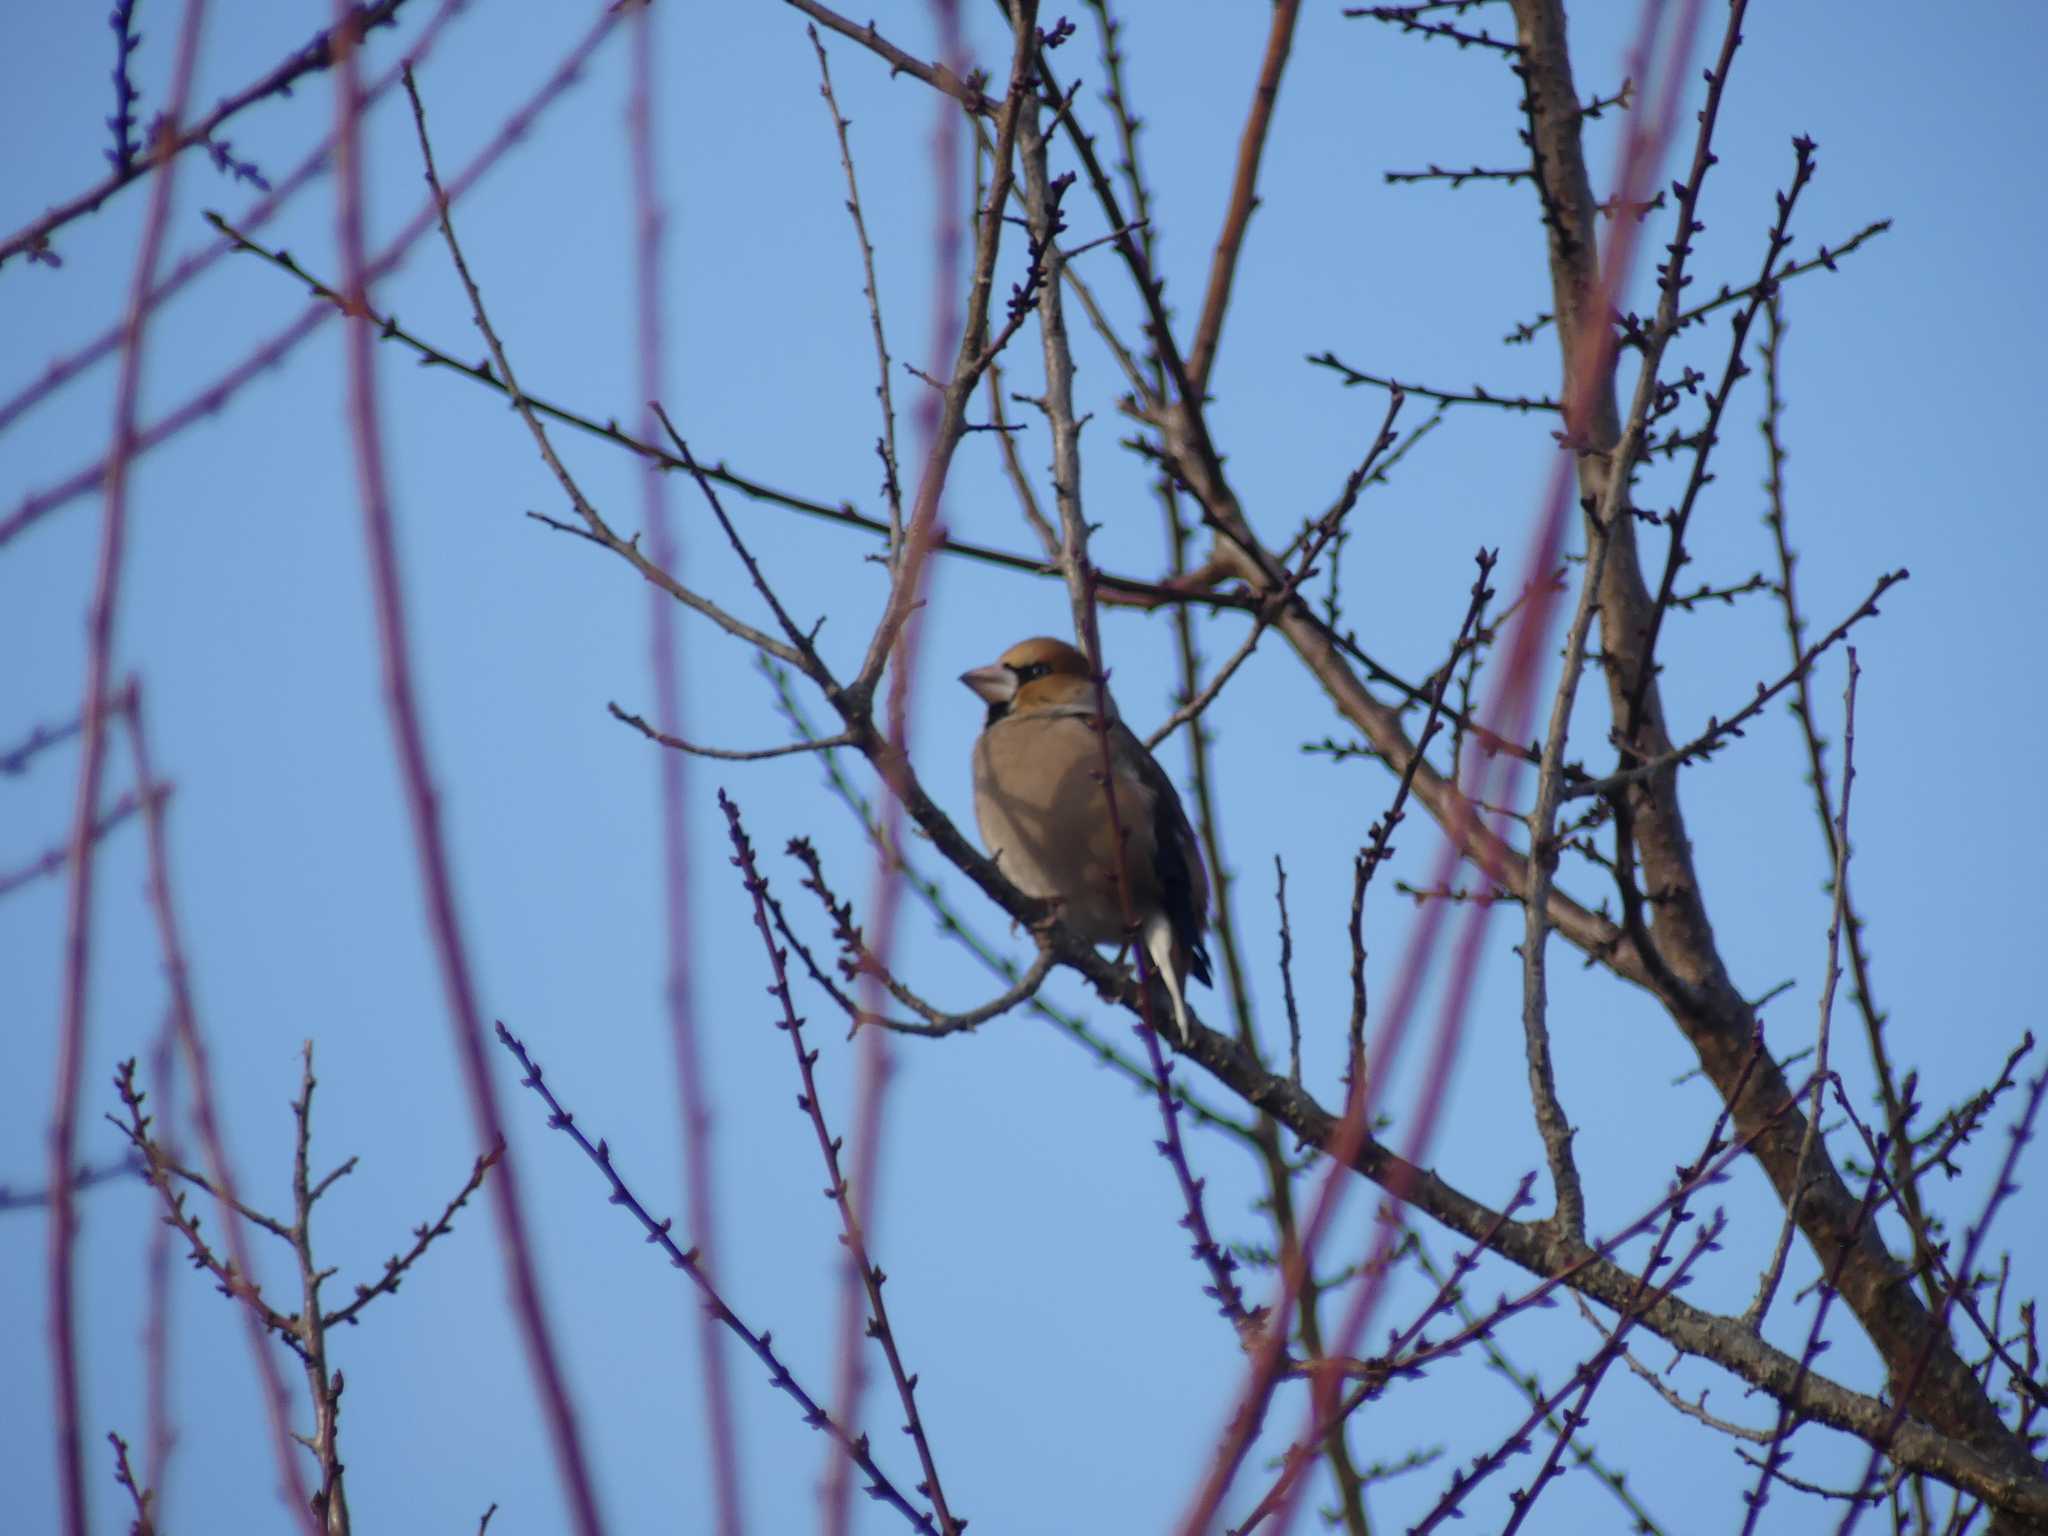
{"left": 961, "top": 637, "right": 1212, "bottom": 1043}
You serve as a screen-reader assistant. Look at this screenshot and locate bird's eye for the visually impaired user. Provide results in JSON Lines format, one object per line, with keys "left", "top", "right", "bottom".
{"left": 1013, "top": 662, "right": 1049, "bottom": 683}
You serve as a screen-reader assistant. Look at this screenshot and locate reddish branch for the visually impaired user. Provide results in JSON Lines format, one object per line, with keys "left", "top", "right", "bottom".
{"left": 1185, "top": 0, "right": 1301, "bottom": 391}
{"left": 126, "top": 684, "right": 315, "bottom": 1528}
{"left": 332, "top": 22, "right": 605, "bottom": 1536}
{"left": 49, "top": 8, "right": 213, "bottom": 1533}
{"left": 627, "top": 8, "right": 744, "bottom": 1530}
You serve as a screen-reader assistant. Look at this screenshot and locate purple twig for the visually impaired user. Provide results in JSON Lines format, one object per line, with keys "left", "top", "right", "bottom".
{"left": 0, "top": 713, "right": 86, "bottom": 776}
{"left": 106, "top": 2, "right": 145, "bottom": 174}
{"left": 492, "top": 1022, "right": 942, "bottom": 1536}
{"left": 722, "top": 792, "right": 959, "bottom": 1534}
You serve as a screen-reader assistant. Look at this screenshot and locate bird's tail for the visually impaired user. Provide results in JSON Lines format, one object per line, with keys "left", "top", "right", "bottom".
{"left": 1142, "top": 912, "right": 1195, "bottom": 1045}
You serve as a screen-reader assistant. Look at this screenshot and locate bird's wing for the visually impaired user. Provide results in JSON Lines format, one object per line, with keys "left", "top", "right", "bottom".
{"left": 1116, "top": 721, "right": 1213, "bottom": 986}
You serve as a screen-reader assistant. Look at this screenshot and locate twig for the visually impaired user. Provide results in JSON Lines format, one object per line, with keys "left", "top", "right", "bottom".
{"left": 0, "top": 788, "right": 153, "bottom": 900}
{"left": 1346, "top": 3, "right": 1521, "bottom": 52}
{"left": 0, "top": 1156, "right": 142, "bottom": 1213}
{"left": 0, "top": 0, "right": 414, "bottom": 268}
{"left": 0, "top": 712, "right": 84, "bottom": 775}
{"left": 123, "top": 683, "right": 313, "bottom": 1524}
{"left": 781, "top": 0, "right": 995, "bottom": 116}
{"left": 1309, "top": 350, "right": 1560, "bottom": 412}
{"left": 1185, "top": 0, "right": 1302, "bottom": 390}
{"left": 1503, "top": 216, "right": 1897, "bottom": 351}
{"left": 1564, "top": 569, "right": 1906, "bottom": 800}
{"left": 106, "top": 2, "right": 145, "bottom": 175}
{"left": 108, "top": 1432, "right": 156, "bottom": 1536}
{"left": 322, "top": 1144, "right": 500, "bottom": 1330}
{"left": 809, "top": 25, "right": 904, "bottom": 555}
{"left": 1144, "top": 393, "right": 1407, "bottom": 752}
{"left": 492, "top": 1023, "right": 942, "bottom": 1536}
{"left": 0, "top": 0, "right": 471, "bottom": 439}
{"left": 722, "top": 794, "right": 961, "bottom": 1533}
{"left": 1759, "top": 299, "right": 1923, "bottom": 1303}
{"left": 1275, "top": 858, "right": 1302, "bottom": 1088}
{"left": 112, "top": 1062, "right": 297, "bottom": 1340}
{"left": 1385, "top": 162, "right": 1531, "bottom": 187}
{"left": 51, "top": 11, "right": 211, "bottom": 1530}
{"left": 609, "top": 702, "right": 854, "bottom": 761}
{"left": 1624, "top": 131, "right": 1819, "bottom": 736}
{"left": 789, "top": 835, "right": 1058, "bottom": 1036}
{"left": 357, "top": 59, "right": 605, "bottom": 1536}
{"left": 3, "top": 6, "right": 625, "bottom": 551}
{"left": 1745, "top": 650, "right": 1859, "bottom": 1329}
{"left": 626, "top": 9, "right": 744, "bottom": 1523}
{"left": 287, "top": 1045, "right": 349, "bottom": 1535}
{"left": 1519, "top": 495, "right": 1612, "bottom": 1241}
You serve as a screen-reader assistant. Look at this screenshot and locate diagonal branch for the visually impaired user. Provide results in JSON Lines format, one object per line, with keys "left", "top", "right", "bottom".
{"left": 1185, "top": 0, "right": 1301, "bottom": 392}
{"left": 721, "top": 795, "right": 962, "bottom": 1534}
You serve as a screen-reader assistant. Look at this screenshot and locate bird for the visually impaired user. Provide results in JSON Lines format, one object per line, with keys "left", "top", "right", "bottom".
{"left": 961, "top": 636, "right": 1212, "bottom": 1044}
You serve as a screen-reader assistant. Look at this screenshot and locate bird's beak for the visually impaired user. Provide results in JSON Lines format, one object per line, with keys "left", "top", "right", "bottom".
{"left": 959, "top": 663, "right": 1016, "bottom": 705}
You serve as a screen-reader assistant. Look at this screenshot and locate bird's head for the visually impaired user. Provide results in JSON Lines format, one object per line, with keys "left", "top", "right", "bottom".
{"left": 960, "top": 637, "right": 1104, "bottom": 724}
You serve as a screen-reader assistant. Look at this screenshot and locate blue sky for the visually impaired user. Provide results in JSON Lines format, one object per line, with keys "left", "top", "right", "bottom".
{"left": 4, "top": 2, "right": 2045, "bottom": 1533}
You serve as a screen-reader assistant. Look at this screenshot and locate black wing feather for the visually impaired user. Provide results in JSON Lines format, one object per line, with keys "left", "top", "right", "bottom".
{"left": 1132, "top": 738, "right": 1212, "bottom": 988}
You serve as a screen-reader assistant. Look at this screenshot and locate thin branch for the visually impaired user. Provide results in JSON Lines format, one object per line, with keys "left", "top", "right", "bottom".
{"left": 0, "top": 0, "right": 414, "bottom": 268}
{"left": 1518, "top": 499, "right": 1612, "bottom": 1242}
{"left": 287, "top": 1045, "right": 349, "bottom": 1535}
{"left": 123, "top": 682, "right": 313, "bottom": 1524}
{"left": 0, "top": 788, "right": 153, "bottom": 900}
{"left": 1564, "top": 568, "right": 1906, "bottom": 800}
{"left": 608, "top": 702, "right": 854, "bottom": 761}
{"left": 1504, "top": 215, "right": 1897, "bottom": 352}
{"left": 108, "top": 1432, "right": 156, "bottom": 1536}
{"left": 112, "top": 1062, "right": 298, "bottom": 1341}
{"left": 0, "top": 1156, "right": 142, "bottom": 1213}
{"left": 1144, "top": 394, "right": 1406, "bottom": 752}
{"left": 0, "top": 712, "right": 83, "bottom": 776}
{"left": 787, "top": 837, "right": 1056, "bottom": 1038}
{"left": 322, "top": 1143, "right": 501, "bottom": 1330}
{"left": 1309, "top": 350, "right": 1560, "bottom": 412}
{"left": 1745, "top": 650, "right": 1859, "bottom": 1329}
{"left": 0, "top": 0, "right": 472, "bottom": 440}
{"left": 1385, "top": 162, "right": 1532, "bottom": 187}
{"left": 809, "top": 25, "right": 904, "bottom": 554}
{"left": 52, "top": 11, "right": 211, "bottom": 1529}
{"left": 781, "top": 0, "right": 995, "bottom": 116}
{"left": 626, "top": 10, "right": 744, "bottom": 1520}
{"left": 349, "top": 57, "right": 604, "bottom": 1536}
{"left": 1185, "top": 0, "right": 1301, "bottom": 391}
{"left": 493, "top": 1023, "right": 942, "bottom": 1536}
{"left": 3, "top": 7, "right": 625, "bottom": 551}
{"left": 722, "top": 795, "right": 961, "bottom": 1534}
